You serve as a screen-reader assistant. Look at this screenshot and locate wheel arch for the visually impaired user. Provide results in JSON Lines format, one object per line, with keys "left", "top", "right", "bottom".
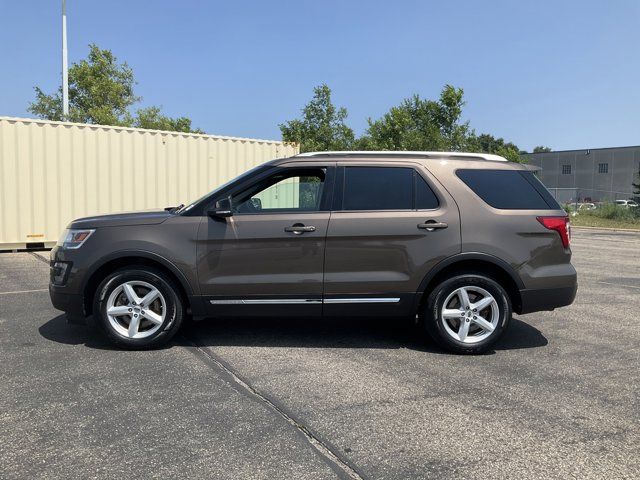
{"left": 82, "top": 250, "right": 194, "bottom": 317}
{"left": 415, "top": 253, "right": 524, "bottom": 315}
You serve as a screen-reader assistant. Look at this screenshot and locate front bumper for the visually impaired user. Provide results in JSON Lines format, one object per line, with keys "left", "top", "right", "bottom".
{"left": 518, "top": 283, "right": 577, "bottom": 314}
{"left": 49, "top": 245, "right": 88, "bottom": 324}
{"left": 49, "top": 285, "right": 87, "bottom": 324}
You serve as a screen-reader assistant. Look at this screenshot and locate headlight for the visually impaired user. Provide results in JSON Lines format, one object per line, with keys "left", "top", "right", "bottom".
{"left": 57, "top": 229, "right": 95, "bottom": 249}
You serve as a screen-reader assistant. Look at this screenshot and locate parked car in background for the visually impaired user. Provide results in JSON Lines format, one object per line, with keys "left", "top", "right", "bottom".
{"left": 615, "top": 199, "right": 638, "bottom": 208}
{"left": 50, "top": 151, "right": 578, "bottom": 354}
{"left": 577, "top": 203, "right": 597, "bottom": 211}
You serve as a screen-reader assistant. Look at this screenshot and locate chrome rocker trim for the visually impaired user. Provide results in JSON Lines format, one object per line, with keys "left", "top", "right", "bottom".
{"left": 209, "top": 297, "right": 401, "bottom": 305}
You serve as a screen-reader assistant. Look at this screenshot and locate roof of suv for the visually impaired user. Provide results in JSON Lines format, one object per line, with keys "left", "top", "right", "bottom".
{"left": 294, "top": 151, "right": 509, "bottom": 162}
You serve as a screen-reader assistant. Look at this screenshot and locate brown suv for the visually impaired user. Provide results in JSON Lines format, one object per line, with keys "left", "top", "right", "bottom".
{"left": 49, "top": 151, "right": 577, "bottom": 353}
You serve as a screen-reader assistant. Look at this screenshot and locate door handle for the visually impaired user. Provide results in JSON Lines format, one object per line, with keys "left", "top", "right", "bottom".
{"left": 417, "top": 221, "right": 448, "bottom": 231}
{"left": 284, "top": 224, "right": 316, "bottom": 234}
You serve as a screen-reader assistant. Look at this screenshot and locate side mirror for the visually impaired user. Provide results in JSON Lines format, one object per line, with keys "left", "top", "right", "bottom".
{"left": 208, "top": 197, "right": 233, "bottom": 218}
{"left": 250, "top": 197, "right": 262, "bottom": 210}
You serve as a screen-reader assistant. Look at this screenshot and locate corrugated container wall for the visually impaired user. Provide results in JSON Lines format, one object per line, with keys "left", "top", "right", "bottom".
{"left": 0, "top": 117, "right": 299, "bottom": 249}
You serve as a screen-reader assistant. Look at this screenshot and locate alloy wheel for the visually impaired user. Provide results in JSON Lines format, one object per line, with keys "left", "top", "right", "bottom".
{"left": 105, "top": 280, "right": 166, "bottom": 339}
{"left": 441, "top": 286, "right": 499, "bottom": 344}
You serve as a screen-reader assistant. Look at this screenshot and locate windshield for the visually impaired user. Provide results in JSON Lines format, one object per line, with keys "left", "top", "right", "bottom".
{"left": 176, "top": 164, "right": 268, "bottom": 214}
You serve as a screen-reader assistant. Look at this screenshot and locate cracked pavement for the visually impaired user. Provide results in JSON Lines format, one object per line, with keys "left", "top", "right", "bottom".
{"left": 1, "top": 229, "right": 639, "bottom": 479}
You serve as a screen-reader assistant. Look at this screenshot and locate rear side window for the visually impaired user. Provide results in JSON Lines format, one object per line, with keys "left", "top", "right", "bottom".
{"left": 456, "top": 169, "right": 560, "bottom": 210}
{"left": 342, "top": 167, "right": 440, "bottom": 211}
{"left": 343, "top": 167, "right": 413, "bottom": 210}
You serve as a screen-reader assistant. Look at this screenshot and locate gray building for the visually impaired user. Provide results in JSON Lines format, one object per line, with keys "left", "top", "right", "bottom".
{"left": 524, "top": 146, "right": 640, "bottom": 203}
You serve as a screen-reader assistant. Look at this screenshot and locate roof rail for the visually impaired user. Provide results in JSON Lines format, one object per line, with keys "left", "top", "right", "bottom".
{"left": 294, "top": 151, "right": 508, "bottom": 162}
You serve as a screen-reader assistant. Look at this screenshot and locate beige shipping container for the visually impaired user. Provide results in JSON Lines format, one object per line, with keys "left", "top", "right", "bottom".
{"left": 0, "top": 117, "right": 299, "bottom": 250}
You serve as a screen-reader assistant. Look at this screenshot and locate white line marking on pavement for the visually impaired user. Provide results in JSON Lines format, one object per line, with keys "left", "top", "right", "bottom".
{"left": 0, "top": 288, "right": 48, "bottom": 295}
{"left": 599, "top": 281, "right": 640, "bottom": 290}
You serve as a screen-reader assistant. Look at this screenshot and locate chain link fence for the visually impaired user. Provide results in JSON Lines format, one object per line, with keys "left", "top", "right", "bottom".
{"left": 546, "top": 188, "right": 635, "bottom": 204}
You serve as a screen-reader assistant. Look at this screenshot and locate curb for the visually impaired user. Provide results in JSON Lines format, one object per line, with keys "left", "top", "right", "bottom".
{"left": 572, "top": 225, "right": 640, "bottom": 233}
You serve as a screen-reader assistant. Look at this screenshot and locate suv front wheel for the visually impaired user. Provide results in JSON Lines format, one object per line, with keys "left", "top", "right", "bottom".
{"left": 93, "top": 267, "right": 184, "bottom": 349}
{"left": 423, "top": 273, "right": 511, "bottom": 354}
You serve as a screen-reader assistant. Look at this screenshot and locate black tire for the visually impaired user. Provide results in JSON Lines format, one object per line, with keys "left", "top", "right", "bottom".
{"left": 93, "top": 267, "right": 184, "bottom": 349}
{"left": 422, "top": 273, "right": 511, "bottom": 354}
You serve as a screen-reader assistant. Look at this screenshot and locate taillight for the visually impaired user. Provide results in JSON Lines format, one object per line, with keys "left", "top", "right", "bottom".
{"left": 537, "top": 216, "right": 571, "bottom": 248}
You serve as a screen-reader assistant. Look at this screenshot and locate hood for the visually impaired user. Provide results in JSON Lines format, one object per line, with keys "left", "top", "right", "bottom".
{"left": 69, "top": 210, "right": 173, "bottom": 229}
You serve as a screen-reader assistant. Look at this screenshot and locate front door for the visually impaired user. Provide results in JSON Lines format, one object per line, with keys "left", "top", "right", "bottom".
{"left": 197, "top": 164, "right": 334, "bottom": 317}
{"left": 323, "top": 162, "right": 461, "bottom": 317}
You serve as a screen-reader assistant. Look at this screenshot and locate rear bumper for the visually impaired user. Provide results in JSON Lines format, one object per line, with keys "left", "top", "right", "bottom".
{"left": 49, "top": 285, "right": 87, "bottom": 324}
{"left": 517, "top": 283, "right": 577, "bottom": 314}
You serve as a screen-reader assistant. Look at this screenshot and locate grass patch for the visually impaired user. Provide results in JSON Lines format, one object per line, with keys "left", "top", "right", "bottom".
{"left": 564, "top": 203, "right": 640, "bottom": 230}
{"left": 569, "top": 214, "right": 640, "bottom": 230}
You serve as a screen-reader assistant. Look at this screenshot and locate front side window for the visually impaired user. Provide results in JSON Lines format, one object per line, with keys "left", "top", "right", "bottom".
{"left": 178, "top": 164, "right": 270, "bottom": 215}
{"left": 341, "top": 166, "right": 439, "bottom": 211}
{"left": 232, "top": 168, "right": 325, "bottom": 214}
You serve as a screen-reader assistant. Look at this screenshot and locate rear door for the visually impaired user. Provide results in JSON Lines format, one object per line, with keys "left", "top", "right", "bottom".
{"left": 323, "top": 162, "right": 461, "bottom": 316}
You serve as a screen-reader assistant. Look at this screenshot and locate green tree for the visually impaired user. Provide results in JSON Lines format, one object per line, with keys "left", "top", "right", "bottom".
{"left": 133, "top": 106, "right": 204, "bottom": 134}
{"left": 359, "top": 85, "right": 470, "bottom": 151}
{"left": 28, "top": 44, "right": 202, "bottom": 133}
{"left": 435, "top": 85, "right": 471, "bottom": 151}
{"left": 493, "top": 143, "right": 526, "bottom": 163}
{"left": 279, "top": 84, "right": 355, "bottom": 152}
{"left": 29, "top": 44, "right": 137, "bottom": 125}
{"left": 533, "top": 146, "right": 552, "bottom": 153}
{"left": 282, "top": 83, "right": 528, "bottom": 162}
{"left": 467, "top": 133, "right": 526, "bottom": 163}
{"left": 359, "top": 94, "right": 444, "bottom": 151}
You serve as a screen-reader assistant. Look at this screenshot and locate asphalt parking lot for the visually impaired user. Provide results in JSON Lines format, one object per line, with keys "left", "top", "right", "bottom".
{"left": 1, "top": 228, "right": 639, "bottom": 479}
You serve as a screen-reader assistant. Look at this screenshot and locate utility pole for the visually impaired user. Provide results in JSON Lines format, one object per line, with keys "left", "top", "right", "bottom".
{"left": 62, "top": 0, "right": 69, "bottom": 118}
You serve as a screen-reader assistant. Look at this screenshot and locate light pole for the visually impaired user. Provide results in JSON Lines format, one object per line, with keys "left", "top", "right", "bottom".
{"left": 62, "top": 0, "right": 69, "bottom": 118}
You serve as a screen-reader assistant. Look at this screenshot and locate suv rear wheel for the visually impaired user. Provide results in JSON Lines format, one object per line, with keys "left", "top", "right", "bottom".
{"left": 423, "top": 273, "right": 511, "bottom": 354}
{"left": 93, "top": 267, "right": 184, "bottom": 349}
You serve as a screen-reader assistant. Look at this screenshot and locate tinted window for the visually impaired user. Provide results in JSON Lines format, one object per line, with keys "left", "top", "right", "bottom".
{"left": 522, "top": 171, "right": 562, "bottom": 209}
{"left": 343, "top": 167, "right": 413, "bottom": 210}
{"left": 416, "top": 173, "right": 439, "bottom": 209}
{"left": 457, "top": 169, "right": 558, "bottom": 210}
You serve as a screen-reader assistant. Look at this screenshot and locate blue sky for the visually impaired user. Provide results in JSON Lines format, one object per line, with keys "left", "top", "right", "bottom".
{"left": 1, "top": 0, "right": 638, "bottom": 151}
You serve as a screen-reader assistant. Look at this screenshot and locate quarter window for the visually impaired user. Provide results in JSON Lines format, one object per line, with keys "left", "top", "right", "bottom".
{"left": 416, "top": 173, "right": 439, "bottom": 209}
{"left": 457, "top": 169, "right": 559, "bottom": 210}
